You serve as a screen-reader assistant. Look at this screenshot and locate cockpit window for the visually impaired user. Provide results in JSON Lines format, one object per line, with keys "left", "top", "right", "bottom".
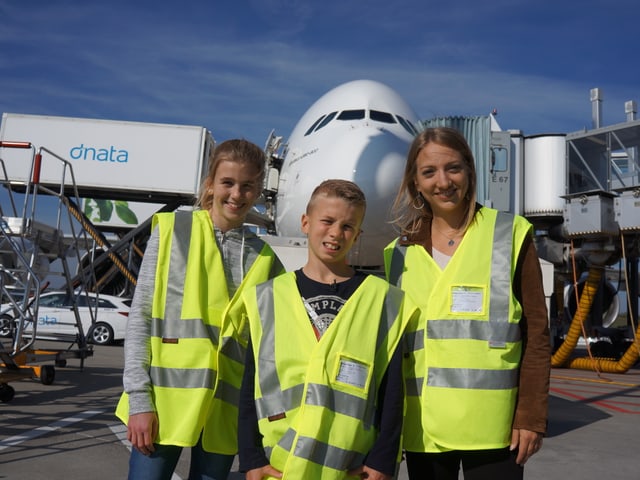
{"left": 304, "top": 110, "right": 418, "bottom": 136}
{"left": 314, "top": 111, "right": 338, "bottom": 132}
{"left": 337, "top": 109, "right": 365, "bottom": 120}
{"left": 370, "top": 110, "right": 396, "bottom": 124}
{"left": 304, "top": 115, "right": 327, "bottom": 136}
{"left": 304, "top": 112, "right": 338, "bottom": 136}
{"left": 396, "top": 115, "right": 419, "bottom": 136}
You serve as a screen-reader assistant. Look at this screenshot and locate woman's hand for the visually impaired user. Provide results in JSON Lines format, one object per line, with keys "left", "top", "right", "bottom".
{"left": 127, "top": 412, "right": 159, "bottom": 455}
{"left": 511, "top": 428, "right": 543, "bottom": 465}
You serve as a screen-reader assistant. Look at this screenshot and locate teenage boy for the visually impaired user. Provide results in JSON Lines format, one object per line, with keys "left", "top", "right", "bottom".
{"left": 238, "top": 179, "right": 419, "bottom": 480}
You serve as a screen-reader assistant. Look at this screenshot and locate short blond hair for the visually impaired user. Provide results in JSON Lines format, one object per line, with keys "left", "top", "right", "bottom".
{"left": 306, "top": 179, "right": 367, "bottom": 215}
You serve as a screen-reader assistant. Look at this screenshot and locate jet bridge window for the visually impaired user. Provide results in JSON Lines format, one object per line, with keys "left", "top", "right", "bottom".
{"left": 491, "top": 146, "right": 508, "bottom": 172}
{"left": 337, "top": 109, "right": 365, "bottom": 120}
{"left": 370, "top": 110, "right": 396, "bottom": 124}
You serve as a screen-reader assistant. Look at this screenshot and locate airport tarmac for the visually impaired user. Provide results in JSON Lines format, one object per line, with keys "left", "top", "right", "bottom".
{"left": 1, "top": 340, "right": 639, "bottom": 479}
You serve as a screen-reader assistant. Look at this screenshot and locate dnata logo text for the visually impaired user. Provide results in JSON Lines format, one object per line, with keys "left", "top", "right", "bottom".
{"left": 70, "top": 144, "right": 128, "bottom": 163}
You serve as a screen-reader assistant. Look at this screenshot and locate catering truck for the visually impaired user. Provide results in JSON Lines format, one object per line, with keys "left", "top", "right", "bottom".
{"left": 0, "top": 113, "right": 214, "bottom": 204}
{"left": 0, "top": 113, "right": 216, "bottom": 301}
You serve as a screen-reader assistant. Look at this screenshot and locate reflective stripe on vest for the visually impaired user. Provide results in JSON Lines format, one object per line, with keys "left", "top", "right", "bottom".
{"left": 163, "top": 210, "right": 191, "bottom": 324}
{"left": 297, "top": 433, "right": 365, "bottom": 471}
{"left": 264, "top": 428, "right": 368, "bottom": 473}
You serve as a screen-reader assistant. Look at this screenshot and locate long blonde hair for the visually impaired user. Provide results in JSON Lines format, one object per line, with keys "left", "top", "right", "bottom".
{"left": 390, "top": 127, "right": 477, "bottom": 235}
{"left": 196, "top": 139, "right": 266, "bottom": 210}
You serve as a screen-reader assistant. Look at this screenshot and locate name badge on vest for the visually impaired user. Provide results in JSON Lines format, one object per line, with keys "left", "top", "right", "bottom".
{"left": 335, "top": 356, "right": 370, "bottom": 390}
{"left": 450, "top": 286, "right": 484, "bottom": 314}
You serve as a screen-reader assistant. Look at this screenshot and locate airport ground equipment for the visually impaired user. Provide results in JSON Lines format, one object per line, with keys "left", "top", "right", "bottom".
{"left": 0, "top": 115, "right": 215, "bottom": 400}
{"left": 0, "top": 141, "right": 101, "bottom": 400}
{"left": 0, "top": 112, "right": 215, "bottom": 298}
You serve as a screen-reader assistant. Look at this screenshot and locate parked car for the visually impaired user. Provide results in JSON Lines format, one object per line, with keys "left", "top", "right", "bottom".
{"left": 0, "top": 291, "right": 131, "bottom": 345}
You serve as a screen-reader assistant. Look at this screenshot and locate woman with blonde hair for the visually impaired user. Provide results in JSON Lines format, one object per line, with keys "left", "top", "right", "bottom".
{"left": 385, "top": 127, "right": 550, "bottom": 480}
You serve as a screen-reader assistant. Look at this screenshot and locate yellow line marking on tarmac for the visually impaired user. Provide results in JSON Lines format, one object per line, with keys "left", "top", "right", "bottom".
{"left": 551, "top": 374, "right": 640, "bottom": 388}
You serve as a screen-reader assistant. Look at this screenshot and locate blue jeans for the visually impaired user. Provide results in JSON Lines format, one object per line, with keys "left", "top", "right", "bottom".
{"left": 128, "top": 435, "right": 234, "bottom": 480}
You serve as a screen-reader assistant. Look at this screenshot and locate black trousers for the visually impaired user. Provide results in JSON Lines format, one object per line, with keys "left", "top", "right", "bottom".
{"left": 405, "top": 448, "right": 524, "bottom": 480}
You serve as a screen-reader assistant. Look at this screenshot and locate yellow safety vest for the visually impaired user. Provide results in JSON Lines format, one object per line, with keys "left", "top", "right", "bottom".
{"left": 116, "top": 210, "right": 282, "bottom": 453}
{"left": 242, "top": 272, "right": 417, "bottom": 479}
{"left": 384, "top": 208, "right": 531, "bottom": 452}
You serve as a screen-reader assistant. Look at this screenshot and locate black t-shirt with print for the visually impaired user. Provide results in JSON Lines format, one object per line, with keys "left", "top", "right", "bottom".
{"left": 295, "top": 268, "right": 367, "bottom": 337}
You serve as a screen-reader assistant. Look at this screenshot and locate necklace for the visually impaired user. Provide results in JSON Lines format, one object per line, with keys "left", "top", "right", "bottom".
{"left": 432, "top": 223, "right": 464, "bottom": 247}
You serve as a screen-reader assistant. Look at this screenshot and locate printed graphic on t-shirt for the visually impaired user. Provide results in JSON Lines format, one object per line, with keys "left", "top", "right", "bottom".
{"left": 305, "top": 294, "right": 346, "bottom": 334}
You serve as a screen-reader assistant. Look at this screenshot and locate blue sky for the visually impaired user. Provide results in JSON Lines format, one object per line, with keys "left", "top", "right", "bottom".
{"left": 1, "top": 0, "right": 639, "bottom": 147}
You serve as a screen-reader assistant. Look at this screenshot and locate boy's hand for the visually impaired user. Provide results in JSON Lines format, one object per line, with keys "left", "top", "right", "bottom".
{"left": 347, "top": 465, "right": 393, "bottom": 480}
{"left": 246, "top": 464, "right": 283, "bottom": 479}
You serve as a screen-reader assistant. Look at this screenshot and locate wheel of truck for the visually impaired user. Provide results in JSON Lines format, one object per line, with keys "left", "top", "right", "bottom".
{"left": 0, "top": 314, "right": 14, "bottom": 338}
{"left": 88, "top": 322, "right": 114, "bottom": 345}
{"left": 40, "top": 365, "right": 55, "bottom": 385}
{"left": 0, "top": 383, "right": 15, "bottom": 402}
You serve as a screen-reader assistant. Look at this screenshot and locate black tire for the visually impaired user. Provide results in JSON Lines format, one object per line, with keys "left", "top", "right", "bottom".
{"left": 40, "top": 365, "right": 55, "bottom": 385}
{"left": 0, "top": 383, "right": 15, "bottom": 402}
{"left": 88, "top": 322, "right": 114, "bottom": 345}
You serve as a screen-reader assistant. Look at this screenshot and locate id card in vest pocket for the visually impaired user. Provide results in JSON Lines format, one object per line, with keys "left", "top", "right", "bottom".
{"left": 450, "top": 285, "right": 485, "bottom": 315}
{"left": 334, "top": 354, "right": 371, "bottom": 392}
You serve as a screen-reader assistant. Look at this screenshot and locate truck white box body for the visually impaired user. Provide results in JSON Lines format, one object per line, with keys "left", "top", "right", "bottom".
{"left": 0, "top": 113, "right": 214, "bottom": 203}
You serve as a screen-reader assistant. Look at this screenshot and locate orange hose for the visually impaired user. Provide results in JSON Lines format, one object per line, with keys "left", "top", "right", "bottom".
{"left": 565, "top": 338, "right": 640, "bottom": 372}
{"left": 551, "top": 264, "right": 640, "bottom": 373}
{"left": 551, "top": 267, "right": 603, "bottom": 367}
{"left": 565, "top": 233, "right": 640, "bottom": 373}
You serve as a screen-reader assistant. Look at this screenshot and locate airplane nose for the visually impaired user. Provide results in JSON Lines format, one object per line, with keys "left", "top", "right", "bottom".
{"left": 272, "top": 78, "right": 421, "bottom": 269}
{"left": 332, "top": 127, "right": 409, "bottom": 266}
{"left": 275, "top": 126, "right": 411, "bottom": 267}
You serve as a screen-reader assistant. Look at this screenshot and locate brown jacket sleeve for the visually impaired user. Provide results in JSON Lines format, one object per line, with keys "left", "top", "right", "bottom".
{"left": 512, "top": 234, "right": 551, "bottom": 434}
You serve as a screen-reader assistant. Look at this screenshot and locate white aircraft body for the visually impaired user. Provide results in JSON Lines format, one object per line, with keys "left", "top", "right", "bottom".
{"left": 266, "top": 79, "right": 421, "bottom": 269}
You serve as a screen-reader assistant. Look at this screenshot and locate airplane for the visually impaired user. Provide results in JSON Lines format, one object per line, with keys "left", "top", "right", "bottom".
{"left": 256, "top": 79, "right": 421, "bottom": 270}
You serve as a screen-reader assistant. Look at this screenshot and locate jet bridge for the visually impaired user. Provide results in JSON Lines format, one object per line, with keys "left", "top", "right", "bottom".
{"left": 422, "top": 103, "right": 640, "bottom": 372}
{"left": 556, "top": 104, "right": 640, "bottom": 372}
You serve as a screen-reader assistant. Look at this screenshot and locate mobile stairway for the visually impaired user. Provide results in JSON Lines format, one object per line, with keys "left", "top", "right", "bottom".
{"left": 0, "top": 141, "right": 135, "bottom": 402}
